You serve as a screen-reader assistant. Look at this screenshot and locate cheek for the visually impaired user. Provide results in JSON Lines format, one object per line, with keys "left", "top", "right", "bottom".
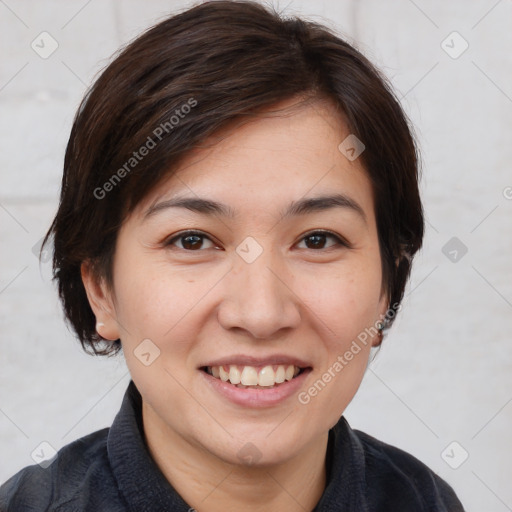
{"left": 111, "top": 254, "right": 226, "bottom": 361}
{"left": 112, "top": 244, "right": 179, "bottom": 327}
{"left": 114, "top": 272, "right": 192, "bottom": 341}
{"left": 293, "top": 255, "right": 382, "bottom": 417}
{"left": 295, "top": 255, "right": 383, "bottom": 338}
{"left": 113, "top": 264, "right": 203, "bottom": 406}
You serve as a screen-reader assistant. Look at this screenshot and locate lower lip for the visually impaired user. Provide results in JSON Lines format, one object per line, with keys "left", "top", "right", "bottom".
{"left": 200, "top": 369, "right": 311, "bottom": 408}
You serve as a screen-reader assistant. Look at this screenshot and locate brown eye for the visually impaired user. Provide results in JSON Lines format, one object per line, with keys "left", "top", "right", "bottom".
{"left": 165, "top": 231, "right": 215, "bottom": 251}
{"left": 297, "top": 231, "right": 348, "bottom": 250}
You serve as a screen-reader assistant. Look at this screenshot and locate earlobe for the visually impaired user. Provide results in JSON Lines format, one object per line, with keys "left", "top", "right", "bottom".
{"left": 81, "top": 261, "right": 120, "bottom": 341}
{"left": 372, "top": 299, "right": 390, "bottom": 347}
{"left": 371, "top": 326, "right": 384, "bottom": 347}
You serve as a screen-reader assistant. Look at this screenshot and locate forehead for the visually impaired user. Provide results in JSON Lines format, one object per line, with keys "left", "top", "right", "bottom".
{"left": 135, "top": 99, "right": 374, "bottom": 220}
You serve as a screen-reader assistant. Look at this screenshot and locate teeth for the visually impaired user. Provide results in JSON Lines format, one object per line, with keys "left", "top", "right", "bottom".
{"left": 207, "top": 364, "right": 302, "bottom": 387}
{"left": 240, "top": 366, "right": 258, "bottom": 386}
{"left": 275, "top": 366, "right": 285, "bottom": 384}
{"left": 258, "top": 366, "right": 275, "bottom": 387}
{"left": 229, "top": 365, "right": 241, "bottom": 384}
{"left": 219, "top": 366, "right": 229, "bottom": 382}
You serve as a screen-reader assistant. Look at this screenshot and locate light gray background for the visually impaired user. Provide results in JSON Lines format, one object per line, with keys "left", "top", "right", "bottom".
{"left": 1, "top": 1, "right": 511, "bottom": 510}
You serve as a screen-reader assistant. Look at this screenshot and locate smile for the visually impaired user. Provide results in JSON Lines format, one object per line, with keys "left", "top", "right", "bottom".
{"left": 203, "top": 364, "right": 303, "bottom": 388}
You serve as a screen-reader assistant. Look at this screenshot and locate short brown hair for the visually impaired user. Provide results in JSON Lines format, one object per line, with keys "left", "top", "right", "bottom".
{"left": 42, "top": 0, "right": 424, "bottom": 355}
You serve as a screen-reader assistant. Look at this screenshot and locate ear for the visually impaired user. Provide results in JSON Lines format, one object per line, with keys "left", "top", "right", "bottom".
{"left": 81, "top": 261, "right": 120, "bottom": 341}
{"left": 371, "top": 294, "right": 390, "bottom": 348}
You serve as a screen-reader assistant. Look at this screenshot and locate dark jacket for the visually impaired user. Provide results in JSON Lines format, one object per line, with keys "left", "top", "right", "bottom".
{"left": 0, "top": 381, "right": 465, "bottom": 511}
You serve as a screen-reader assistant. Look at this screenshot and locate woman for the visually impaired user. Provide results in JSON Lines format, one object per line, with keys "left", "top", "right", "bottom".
{"left": 0, "top": 1, "right": 465, "bottom": 510}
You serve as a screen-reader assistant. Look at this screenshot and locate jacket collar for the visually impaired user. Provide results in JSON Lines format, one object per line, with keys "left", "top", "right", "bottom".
{"left": 107, "top": 381, "right": 191, "bottom": 511}
{"left": 107, "top": 381, "right": 368, "bottom": 512}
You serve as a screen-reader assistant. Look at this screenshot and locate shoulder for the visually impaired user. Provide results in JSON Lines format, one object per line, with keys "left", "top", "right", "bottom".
{"left": 0, "top": 427, "right": 122, "bottom": 512}
{"left": 353, "top": 428, "right": 465, "bottom": 511}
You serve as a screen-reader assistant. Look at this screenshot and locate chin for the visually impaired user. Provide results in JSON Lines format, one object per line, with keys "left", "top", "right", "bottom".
{"left": 206, "top": 426, "right": 313, "bottom": 468}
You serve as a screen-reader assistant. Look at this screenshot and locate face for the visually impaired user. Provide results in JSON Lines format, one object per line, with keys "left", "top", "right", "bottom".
{"left": 84, "top": 98, "right": 388, "bottom": 467}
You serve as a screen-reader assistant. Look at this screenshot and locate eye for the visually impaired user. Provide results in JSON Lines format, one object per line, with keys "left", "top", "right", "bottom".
{"left": 164, "top": 230, "right": 218, "bottom": 251}
{"left": 163, "top": 229, "right": 349, "bottom": 252}
{"left": 296, "top": 230, "right": 349, "bottom": 250}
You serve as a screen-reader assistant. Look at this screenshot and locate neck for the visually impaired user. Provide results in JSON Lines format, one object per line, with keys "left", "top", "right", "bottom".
{"left": 142, "top": 402, "right": 328, "bottom": 512}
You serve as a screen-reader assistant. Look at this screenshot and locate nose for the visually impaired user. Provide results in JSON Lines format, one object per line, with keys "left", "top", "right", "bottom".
{"left": 217, "top": 248, "right": 301, "bottom": 339}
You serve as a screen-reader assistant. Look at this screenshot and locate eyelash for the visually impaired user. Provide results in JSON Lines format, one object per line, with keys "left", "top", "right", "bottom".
{"left": 163, "top": 229, "right": 351, "bottom": 252}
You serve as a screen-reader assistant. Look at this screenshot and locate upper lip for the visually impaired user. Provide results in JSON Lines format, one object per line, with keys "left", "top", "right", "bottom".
{"left": 200, "top": 354, "right": 311, "bottom": 369}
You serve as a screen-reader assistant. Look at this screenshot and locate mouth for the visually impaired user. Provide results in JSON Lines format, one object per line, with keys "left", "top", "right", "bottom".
{"left": 201, "top": 364, "right": 307, "bottom": 389}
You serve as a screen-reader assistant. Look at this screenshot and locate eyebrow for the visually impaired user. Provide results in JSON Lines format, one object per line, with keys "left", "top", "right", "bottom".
{"left": 144, "top": 193, "right": 366, "bottom": 223}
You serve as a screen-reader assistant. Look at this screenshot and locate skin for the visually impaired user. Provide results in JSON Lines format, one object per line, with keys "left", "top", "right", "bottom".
{"left": 82, "top": 97, "right": 389, "bottom": 512}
